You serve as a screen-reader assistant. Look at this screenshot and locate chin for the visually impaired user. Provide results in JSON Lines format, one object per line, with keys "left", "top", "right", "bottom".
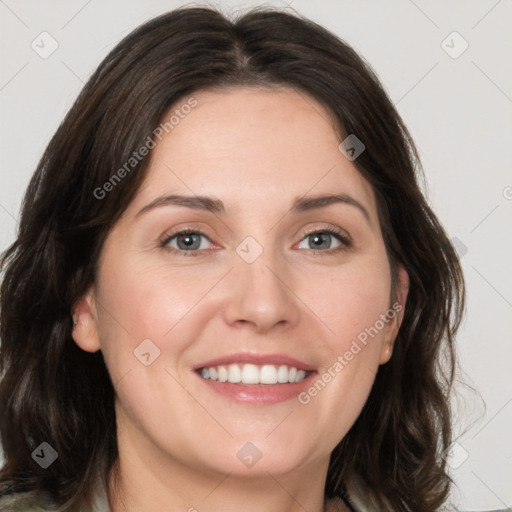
{"left": 190, "top": 437, "right": 316, "bottom": 478}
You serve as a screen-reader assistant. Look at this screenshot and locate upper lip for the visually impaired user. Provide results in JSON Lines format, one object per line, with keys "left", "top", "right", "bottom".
{"left": 193, "top": 353, "right": 316, "bottom": 372}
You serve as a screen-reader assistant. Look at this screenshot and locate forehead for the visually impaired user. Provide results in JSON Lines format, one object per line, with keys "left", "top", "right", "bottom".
{"left": 129, "top": 86, "right": 377, "bottom": 219}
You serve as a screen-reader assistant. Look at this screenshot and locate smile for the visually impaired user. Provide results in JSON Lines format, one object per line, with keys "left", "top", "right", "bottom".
{"left": 197, "top": 363, "right": 311, "bottom": 385}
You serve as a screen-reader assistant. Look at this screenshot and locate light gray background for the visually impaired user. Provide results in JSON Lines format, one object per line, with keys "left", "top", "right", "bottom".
{"left": 0, "top": 1, "right": 511, "bottom": 510}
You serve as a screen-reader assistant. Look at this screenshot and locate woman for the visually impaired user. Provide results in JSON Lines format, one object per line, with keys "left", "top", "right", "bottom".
{"left": 0, "top": 5, "right": 471, "bottom": 512}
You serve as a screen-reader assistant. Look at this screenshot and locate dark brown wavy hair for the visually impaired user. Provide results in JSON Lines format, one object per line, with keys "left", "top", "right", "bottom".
{"left": 0, "top": 5, "right": 464, "bottom": 511}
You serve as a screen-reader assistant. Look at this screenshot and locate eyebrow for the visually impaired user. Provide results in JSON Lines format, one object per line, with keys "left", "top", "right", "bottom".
{"left": 135, "top": 193, "right": 370, "bottom": 223}
{"left": 136, "top": 195, "right": 224, "bottom": 217}
{"left": 292, "top": 193, "right": 370, "bottom": 222}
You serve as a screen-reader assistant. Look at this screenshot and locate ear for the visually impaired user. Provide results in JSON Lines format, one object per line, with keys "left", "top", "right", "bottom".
{"left": 379, "top": 265, "right": 409, "bottom": 365}
{"left": 71, "top": 286, "right": 101, "bottom": 353}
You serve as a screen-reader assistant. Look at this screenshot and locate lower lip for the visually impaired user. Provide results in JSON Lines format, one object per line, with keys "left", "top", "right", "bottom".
{"left": 195, "top": 372, "right": 317, "bottom": 405}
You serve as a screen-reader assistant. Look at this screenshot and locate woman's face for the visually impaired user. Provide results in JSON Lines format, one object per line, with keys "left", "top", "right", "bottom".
{"left": 74, "top": 86, "right": 407, "bottom": 479}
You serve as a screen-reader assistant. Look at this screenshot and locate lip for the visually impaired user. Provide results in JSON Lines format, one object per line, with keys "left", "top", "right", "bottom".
{"left": 194, "top": 370, "right": 317, "bottom": 405}
{"left": 193, "top": 352, "right": 316, "bottom": 372}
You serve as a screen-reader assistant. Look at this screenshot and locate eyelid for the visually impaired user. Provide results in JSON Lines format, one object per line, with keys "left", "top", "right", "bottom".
{"left": 298, "top": 224, "right": 351, "bottom": 243}
{"left": 160, "top": 224, "right": 352, "bottom": 256}
{"left": 160, "top": 227, "right": 219, "bottom": 256}
{"left": 160, "top": 222, "right": 218, "bottom": 244}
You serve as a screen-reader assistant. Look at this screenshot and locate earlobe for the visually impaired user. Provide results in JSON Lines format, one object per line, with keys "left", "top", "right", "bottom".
{"left": 71, "top": 287, "right": 101, "bottom": 353}
{"left": 379, "top": 343, "right": 393, "bottom": 365}
{"left": 379, "top": 265, "right": 410, "bottom": 365}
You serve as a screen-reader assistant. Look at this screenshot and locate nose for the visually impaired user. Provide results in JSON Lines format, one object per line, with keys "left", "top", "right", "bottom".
{"left": 222, "top": 254, "right": 300, "bottom": 334}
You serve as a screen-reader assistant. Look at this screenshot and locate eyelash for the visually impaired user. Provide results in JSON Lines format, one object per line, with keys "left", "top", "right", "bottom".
{"left": 300, "top": 227, "right": 352, "bottom": 255}
{"left": 160, "top": 227, "right": 351, "bottom": 257}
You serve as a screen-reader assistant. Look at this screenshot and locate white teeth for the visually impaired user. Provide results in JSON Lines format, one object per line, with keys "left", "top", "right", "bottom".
{"left": 260, "top": 365, "right": 278, "bottom": 384}
{"left": 217, "top": 365, "right": 228, "bottom": 382}
{"left": 277, "top": 365, "right": 289, "bottom": 383}
{"left": 241, "top": 363, "right": 260, "bottom": 384}
{"left": 198, "top": 363, "right": 310, "bottom": 385}
{"left": 228, "top": 364, "right": 242, "bottom": 383}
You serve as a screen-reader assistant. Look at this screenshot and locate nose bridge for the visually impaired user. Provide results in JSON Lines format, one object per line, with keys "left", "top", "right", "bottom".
{"left": 222, "top": 244, "right": 299, "bottom": 332}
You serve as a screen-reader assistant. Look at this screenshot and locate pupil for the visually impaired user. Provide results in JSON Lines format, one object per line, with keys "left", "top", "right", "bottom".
{"left": 179, "top": 234, "right": 199, "bottom": 249}
{"left": 311, "top": 233, "right": 330, "bottom": 249}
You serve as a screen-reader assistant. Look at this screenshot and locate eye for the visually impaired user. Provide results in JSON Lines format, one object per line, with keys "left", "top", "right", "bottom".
{"left": 296, "top": 228, "right": 350, "bottom": 253}
{"left": 162, "top": 230, "right": 213, "bottom": 254}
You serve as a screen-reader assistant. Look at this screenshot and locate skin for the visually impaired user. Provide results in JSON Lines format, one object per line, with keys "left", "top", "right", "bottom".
{"left": 72, "top": 86, "right": 409, "bottom": 512}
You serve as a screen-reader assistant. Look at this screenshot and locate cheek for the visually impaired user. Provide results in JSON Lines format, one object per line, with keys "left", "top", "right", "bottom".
{"left": 93, "top": 254, "right": 217, "bottom": 380}
{"left": 93, "top": 259, "right": 218, "bottom": 436}
{"left": 293, "top": 255, "right": 392, "bottom": 432}
{"left": 305, "top": 254, "right": 393, "bottom": 353}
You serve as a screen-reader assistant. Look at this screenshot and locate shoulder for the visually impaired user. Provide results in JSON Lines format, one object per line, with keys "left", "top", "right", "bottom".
{"left": 0, "top": 484, "right": 110, "bottom": 512}
{"left": 341, "top": 475, "right": 508, "bottom": 512}
{"left": 0, "top": 491, "right": 59, "bottom": 511}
